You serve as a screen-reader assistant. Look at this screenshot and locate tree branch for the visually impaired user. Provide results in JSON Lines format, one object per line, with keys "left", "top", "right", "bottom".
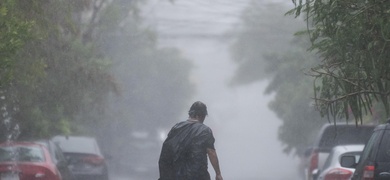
{"left": 313, "top": 90, "right": 390, "bottom": 103}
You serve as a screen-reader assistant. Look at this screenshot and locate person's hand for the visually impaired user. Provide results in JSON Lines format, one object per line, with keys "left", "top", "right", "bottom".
{"left": 216, "top": 174, "right": 223, "bottom": 180}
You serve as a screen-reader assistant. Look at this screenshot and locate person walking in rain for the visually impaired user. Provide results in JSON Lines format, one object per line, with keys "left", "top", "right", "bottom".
{"left": 158, "top": 101, "right": 223, "bottom": 180}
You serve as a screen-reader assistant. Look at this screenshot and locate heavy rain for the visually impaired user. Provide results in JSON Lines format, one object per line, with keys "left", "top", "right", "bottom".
{"left": 140, "top": 1, "right": 299, "bottom": 179}
{"left": 1, "top": 0, "right": 389, "bottom": 180}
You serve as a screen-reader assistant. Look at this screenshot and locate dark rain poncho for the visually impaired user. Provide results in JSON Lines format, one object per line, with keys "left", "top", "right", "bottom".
{"left": 158, "top": 120, "right": 215, "bottom": 180}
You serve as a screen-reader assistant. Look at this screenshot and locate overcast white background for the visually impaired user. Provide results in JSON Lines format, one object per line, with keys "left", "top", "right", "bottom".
{"left": 141, "top": 0, "right": 299, "bottom": 179}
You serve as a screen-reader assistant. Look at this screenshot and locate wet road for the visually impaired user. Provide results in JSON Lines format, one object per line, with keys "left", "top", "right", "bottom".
{"left": 108, "top": 170, "right": 302, "bottom": 180}
{"left": 109, "top": 175, "right": 301, "bottom": 180}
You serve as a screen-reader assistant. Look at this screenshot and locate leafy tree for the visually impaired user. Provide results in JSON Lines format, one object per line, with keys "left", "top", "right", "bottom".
{"left": 291, "top": 0, "right": 390, "bottom": 123}
{"left": 0, "top": 0, "right": 34, "bottom": 86}
{"left": 0, "top": 0, "right": 40, "bottom": 140}
{"left": 0, "top": 5, "right": 194, "bottom": 171}
{"left": 0, "top": 0, "right": 129, "bottom": 140}
{"left": 0, "top": 0, "right": 194, "bottom": 145}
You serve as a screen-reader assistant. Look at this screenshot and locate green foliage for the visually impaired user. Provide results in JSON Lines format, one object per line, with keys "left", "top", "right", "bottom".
{"left": 0, "top": 3, "right": 194, "bottom": 174}
{"left": 0, "top": 0, "right": 34, "bottom": 87}
{"left": 0, "top": 0, "right": 125, "bottom": 140}
{"left": 292, "top": 0, "right": 390, "bottom": 123}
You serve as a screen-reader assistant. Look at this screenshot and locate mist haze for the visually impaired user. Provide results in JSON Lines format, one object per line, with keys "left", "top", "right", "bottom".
{"left": 4, "top": 1, "right": 389, "bottom": 180}
{"left": 141, "top": 0, "right": 300, "bottom": 179}
{"left": 0, "top": 0, "right": 309, "bottom": 179}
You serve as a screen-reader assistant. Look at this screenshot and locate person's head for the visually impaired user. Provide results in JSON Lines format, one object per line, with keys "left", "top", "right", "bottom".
{"left": 188, "top": 101, "right": 208, "bottom": 122}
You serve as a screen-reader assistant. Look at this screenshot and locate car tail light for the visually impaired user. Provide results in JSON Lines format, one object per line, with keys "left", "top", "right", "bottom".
{"left": 363, "top": 165, "right": 374, "bottom": 180}
{"left": 323, "top": 168, "right": 353, "bottom": 180}
{"left": 83, "top": 155, "right": 104, "bottom": 165}
{"left": 309, "top": 149, "right": 319, "bottom": 176}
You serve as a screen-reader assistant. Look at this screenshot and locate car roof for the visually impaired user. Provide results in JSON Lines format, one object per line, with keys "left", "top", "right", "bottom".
{"left": 373, "top": 123, "right": 390, "bottom": 131}
{"left": 51, "top": 135, "right": 102, "bottom": 155}
{"left": 0, "top": 141, "right": 42, "bottom": 147}
{"left": 331, "top": 144, "right": 365, "bottom": 153}
{"left": 313, "top": 124, "right": 375, "bottom": 150}
{"left": 318, "top": 123, "right": 376, "bottom": 130}
{"left": 32, "top": 139, "right": 51, "bottom": 147}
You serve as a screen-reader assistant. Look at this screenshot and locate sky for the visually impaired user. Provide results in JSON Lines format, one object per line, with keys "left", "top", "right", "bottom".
{"left": 141, "top": 0, "right": 300, "bottom": 179}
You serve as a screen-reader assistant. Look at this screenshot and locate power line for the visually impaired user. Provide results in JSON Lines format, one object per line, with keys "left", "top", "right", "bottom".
{"left": 157, "top": 32, "right": 236, "bottom": 39}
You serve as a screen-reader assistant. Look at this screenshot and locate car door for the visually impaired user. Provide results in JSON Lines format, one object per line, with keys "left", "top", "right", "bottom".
{"left": 351, "top": 129, "right": 383, "bottom": 180}
{"left": 52, "top": 142, "right": 75, "bottom": 180}
{"left": 374, "top": 130, "right": 390, "bottom": 179}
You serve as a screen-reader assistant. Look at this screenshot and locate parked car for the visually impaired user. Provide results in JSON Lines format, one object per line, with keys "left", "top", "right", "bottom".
{"left": 0, "top": 141, "right": 63, "bottom": 180}
{"left": 341, "top": 121, "right": 390, "bottom": 180}
{"left": 52, "top": 135, "right": 109, "bottom": 180}
{"left": 317, "top": 144, "right": 365, "bottom": 180}
{"left": 33, "top": 139, "right": 75, "bottom": 180}
{"left": 306, "top": 123, "right": 375, "bottom": 180}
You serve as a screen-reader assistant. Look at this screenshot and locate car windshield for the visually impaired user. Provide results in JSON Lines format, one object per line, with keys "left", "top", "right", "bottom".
{"left": 317, "top": 126, "right": 374, "bottom": 151}
{"left": 0, "top": 145, "right": 45, "bottom": 162}
{"left": 53, "top": 137, "right": 101, "bottom": 155}
{"left": 376, "top": 130, "right": 390, "bottom": 161}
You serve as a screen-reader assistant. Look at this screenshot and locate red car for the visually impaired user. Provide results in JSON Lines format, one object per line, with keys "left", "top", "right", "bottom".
{"left": 0, "top": 141, "right": 62, "bottom": 180}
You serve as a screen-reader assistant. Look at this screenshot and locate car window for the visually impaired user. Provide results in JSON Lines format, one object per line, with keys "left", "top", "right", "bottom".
{"left": 317, "top": 126, "right": 374, "bottom": 151}
{"left": 376, "top": 130, "right": 390, "bottom": 162}
{"left": 322, "top": 149, "right": 334, "bottom": 170}
{"left": 54, "top": 143, "right": 66, "bottom": 162}
{"left": 0, "top": 146, "right": 45, "bottom": 162}
{"left": 34, "top": 141, "right": 52, "bottom": 156}
{"left": 0, "top": 147, "right": 14, "bottom": 162}
{"left": 343, "top": 152, "right": 362, "bottom": 163}
{"left": 355, "top": 154, "right": 361, "bottom": 163}
{"left": 53, "top": 136, "right": 101, "bottom": 155}
{"left": 359, "top": 130, "right": 381, "bottom": 163}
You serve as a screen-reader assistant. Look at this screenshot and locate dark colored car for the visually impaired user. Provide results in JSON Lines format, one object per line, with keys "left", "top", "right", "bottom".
{"left": 52, "top": 135, "right": 109, "bottom": 180}
{"left": 0, "top": 141, "right": 64, "bottom": 180}
{"left": 33, "top": 140, "right": 75, "bottom": 180}
{"left": 341, "top": 121, "right": 390, "bottom": 180}
{"left": 306, "top": 123, "right": 376, "bottom": 180}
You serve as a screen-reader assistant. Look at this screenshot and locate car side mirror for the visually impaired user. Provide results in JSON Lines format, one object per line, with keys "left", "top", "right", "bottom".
{"left": 312, "top": 168, "right": 319, "bottom": 179}
{"left": 341, "top": 155, "right": 356, "bottom": 168}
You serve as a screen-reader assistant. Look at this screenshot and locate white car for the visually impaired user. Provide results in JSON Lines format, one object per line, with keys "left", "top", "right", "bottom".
{"left": 305, "top": 124, "right": 374, "bottom": 180}
{"left": 317, "top": 144, "right": 364, "bottom": 180}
